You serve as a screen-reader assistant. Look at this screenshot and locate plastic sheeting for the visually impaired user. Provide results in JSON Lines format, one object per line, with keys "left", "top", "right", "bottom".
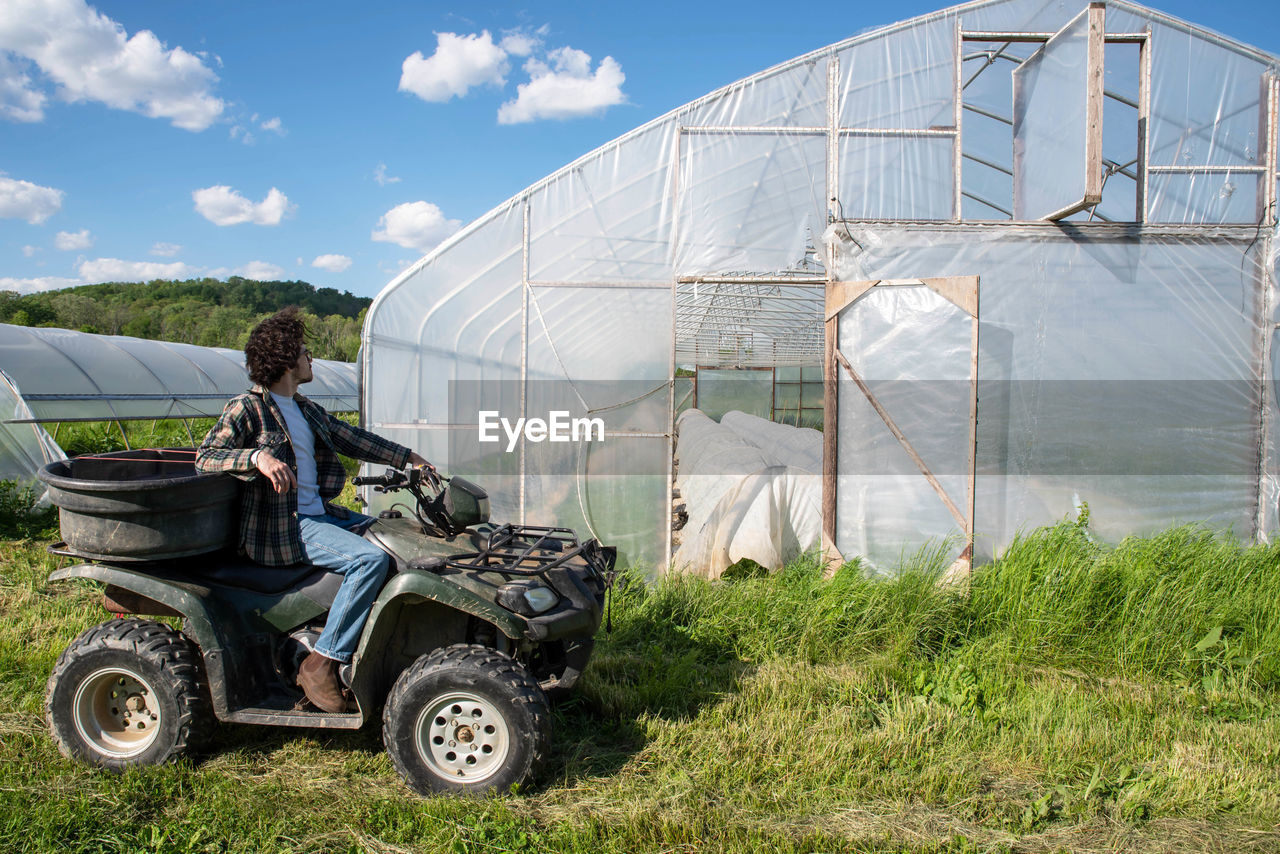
{"left": 0, "top": 371, "right": 64, "bottom": 500}
{"left": 0, "top": 324, "right": 360, "bottom": 423}
{"left": 694, "top": 369, "right": 773, "bottom": 421}
{"left": 672, "top": 409, "right": 821, "bottom": 577}
{"left": 773, "top": 365, "right": 824, "bottom": 428}
{"left": 832, "top": 223, "right": 1267, "bottom": 571}
{"left": 365, "top": 0, "right": 1279, "bottom": 575}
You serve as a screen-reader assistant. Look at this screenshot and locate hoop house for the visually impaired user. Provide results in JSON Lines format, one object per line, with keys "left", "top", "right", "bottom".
{"left": 364, "top": 0, "right": 1280, "bottom": 573}
{"left": 0, "top": 324, "right": 359, "bottom": 497}
{"left": 0, "top": 324, "right": 359, "bottom": 424}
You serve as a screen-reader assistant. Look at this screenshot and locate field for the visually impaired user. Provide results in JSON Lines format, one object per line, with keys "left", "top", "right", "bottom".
{"left": 1, "top": 499, "right": 1277, "bottom": 853}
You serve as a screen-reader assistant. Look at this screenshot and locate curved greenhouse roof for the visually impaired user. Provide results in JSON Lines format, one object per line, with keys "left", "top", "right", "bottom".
{"left": 364, "top": 0, "right": 1280, "bottom": 572}
{"left": 0, "top": 324, "right": 359, "bottom": 424}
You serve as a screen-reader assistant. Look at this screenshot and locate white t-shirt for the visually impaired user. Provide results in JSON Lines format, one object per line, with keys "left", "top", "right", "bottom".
{"left": 269, "top": 391, "right": 326, "bottom": 516}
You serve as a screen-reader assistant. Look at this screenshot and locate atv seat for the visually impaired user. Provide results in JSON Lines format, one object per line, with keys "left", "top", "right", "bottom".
{"left": 48, "top": 543, "right": 334, "bottom": 595}
{"left": 183, "top": 555, "right": 344, "bottom": 610}
{"left": 185, "top": 557, "right": 331, "bottom": 594}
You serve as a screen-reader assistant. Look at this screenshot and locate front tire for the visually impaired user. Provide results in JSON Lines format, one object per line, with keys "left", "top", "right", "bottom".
{"left": 383, "top": 644, "right": 550, "bottom": 795}
{"left": 46, "top": 618, "right": 213, "bottom": 770}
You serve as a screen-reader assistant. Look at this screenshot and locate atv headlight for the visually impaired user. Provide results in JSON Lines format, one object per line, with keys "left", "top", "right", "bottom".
{"left": 497, "top": 581, "right": 559, "bottom": 616}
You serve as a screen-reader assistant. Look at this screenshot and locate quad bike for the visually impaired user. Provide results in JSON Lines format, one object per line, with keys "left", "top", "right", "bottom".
{"left": 38, "top": 455, "right": 615, "bottom": 795}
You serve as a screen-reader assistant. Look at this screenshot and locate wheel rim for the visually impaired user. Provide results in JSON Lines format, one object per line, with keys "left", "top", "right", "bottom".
{"left": 71, "top": 666, "right": 163, "bottom": 759}
{"left": 414, "top": 691, "right": 511, "bottom": 784}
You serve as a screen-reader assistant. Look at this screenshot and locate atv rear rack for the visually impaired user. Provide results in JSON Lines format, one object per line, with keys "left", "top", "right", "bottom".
{"left": 441, "top": 524, "right": 614, "bottom": 585}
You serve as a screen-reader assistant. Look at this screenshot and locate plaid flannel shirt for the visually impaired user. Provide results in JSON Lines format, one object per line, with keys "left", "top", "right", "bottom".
{"left": 195, "top": 385, "right": 412, "bottom": 566}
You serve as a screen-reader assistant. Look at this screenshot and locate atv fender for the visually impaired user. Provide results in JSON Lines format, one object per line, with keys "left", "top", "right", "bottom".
{"left": 346, "top": 569, "right": 527, "bottom": 711}
{"left": 358, "top": 569, "right": 526, "bottom": 649}
{"left": 48, "top": 564, "right": 241, "bottom": 719}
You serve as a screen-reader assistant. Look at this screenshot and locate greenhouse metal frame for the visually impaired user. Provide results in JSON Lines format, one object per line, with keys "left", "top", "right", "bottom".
{"left": 364, "top": 0, "right": 1280, "bottom": 573}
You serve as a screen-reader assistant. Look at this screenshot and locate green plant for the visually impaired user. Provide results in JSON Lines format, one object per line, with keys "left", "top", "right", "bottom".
{"left": 0, "top": 479, "right": 58, "bottom": 540}
{"left": 912, "top": 660, "right": 986, "bottom": 717}
{"left": 57, "top": 423, "right": 129, "bottom": 457}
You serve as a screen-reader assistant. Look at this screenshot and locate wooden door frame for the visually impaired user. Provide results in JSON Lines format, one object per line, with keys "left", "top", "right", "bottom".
{"left": 822, "top": 276, "right": 981, "bottom": 576}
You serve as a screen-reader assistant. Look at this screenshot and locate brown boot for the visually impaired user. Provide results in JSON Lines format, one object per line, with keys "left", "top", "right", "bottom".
{"left": 297, "top": 651, "right": 348, "bottom": 713}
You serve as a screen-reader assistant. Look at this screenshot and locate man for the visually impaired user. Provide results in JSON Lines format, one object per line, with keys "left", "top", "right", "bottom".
{"left": 196, "top": 307, "right": 429, "bottom": 713}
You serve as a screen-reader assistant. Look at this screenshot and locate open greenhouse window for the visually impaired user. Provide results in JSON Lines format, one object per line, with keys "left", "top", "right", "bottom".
{"left": 959, "top": 5, "right": 1145, "bottom": 222}
{"left": 773, "top": 366, "right": 823, "bottom": 429}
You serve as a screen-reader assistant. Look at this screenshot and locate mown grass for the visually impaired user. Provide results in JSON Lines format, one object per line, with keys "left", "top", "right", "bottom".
{"left": 0, "top": 514, "right": 1277, "bottom": 853}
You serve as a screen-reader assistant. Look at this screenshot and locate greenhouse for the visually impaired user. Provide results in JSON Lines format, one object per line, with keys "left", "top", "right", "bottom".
{"left": 362, "top": 0, "right": 1280, "bottom": 574}
{"left": 0, "top": 323, "right": 359, "bottom": 494}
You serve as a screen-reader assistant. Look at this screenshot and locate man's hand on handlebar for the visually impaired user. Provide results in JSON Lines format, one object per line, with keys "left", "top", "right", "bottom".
{"left": 408, "top": 452, "right": 439, "bottom": 488}
{"left": 255, "top": 449, "right": 297, "bottom": 494}
{"left": 352, "top": 456, "right": 439, "bottom": 492}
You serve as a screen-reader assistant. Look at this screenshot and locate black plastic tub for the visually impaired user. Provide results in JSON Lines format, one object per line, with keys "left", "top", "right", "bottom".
{"left": 38, "top": 449, "right": 238, "bottom": 561}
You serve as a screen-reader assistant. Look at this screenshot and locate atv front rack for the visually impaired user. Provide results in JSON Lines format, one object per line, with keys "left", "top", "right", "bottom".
{"left": 442, "top": 524, "right": 615, "bottom": 585}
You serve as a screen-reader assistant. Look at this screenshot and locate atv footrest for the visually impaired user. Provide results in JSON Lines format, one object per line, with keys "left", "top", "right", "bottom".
{"left": 223, "top": 707, "right": 362, "bottom": 729}
{"left": 221, "top": 687, "right": 364, "bottom": 728}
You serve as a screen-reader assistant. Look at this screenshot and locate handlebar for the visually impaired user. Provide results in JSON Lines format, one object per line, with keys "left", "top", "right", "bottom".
{"left": 353, "top": 464, "right": 461, "bottom": 535}
{"left": 352, "top": 464, "right": 441, "bottom": 492}
{"left": 352, "top": 469, "right": 407, "bottom": 488}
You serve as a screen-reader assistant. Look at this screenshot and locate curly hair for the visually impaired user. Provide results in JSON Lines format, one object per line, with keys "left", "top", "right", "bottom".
{"left": 245, "top": 307, "right": 307, "bottom": 386}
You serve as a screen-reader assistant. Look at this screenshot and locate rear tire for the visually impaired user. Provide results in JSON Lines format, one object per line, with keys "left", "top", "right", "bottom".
{"left": 46, "top": 618, "right": 213, "bottom": 770}
{"left": 383, "top": 644, "right": 549, "bottom": 795}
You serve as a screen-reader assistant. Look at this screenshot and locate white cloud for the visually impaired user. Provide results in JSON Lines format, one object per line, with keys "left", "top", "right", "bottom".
{"left": 399, "top": 30, "right": 508, "bottom": 102}
{"left": 0, "top": 174, "right": 63, "bottom": 223}
{"left": 150, "top": 241, "right": 181, "bottom": 257}
{"left": 374, "top": 163, "right": 400, "bottom": 186}
{"left": 0, "top": 275, "right": 80, "bottom": 294}
{"left": 78, "top": 257, "right": 194, "bottom": 282}
{"left": 229, "top": 124, "right": 253, "bottom": 144}
{"left": 398, "top": 26, "right": 625, "bottom": 125}
{"left": 498, "top": 48, "right": 625, "bottom": 124}
{"left": 312, "top": 254, "right": 352, "bottom": 273}
{"left": 54, "top": 228, "right": 92, "bottom": 250}
{"left": 0, "top": 0, "right": 224, "bottom": 130}
{"left": 499, "top": 29, "right": 543, "bottom": 58}
{"left": 21, "top": 245, "right": 38, "bottom": 258}
{"left": 0, "top": 53, "right": 45, "bottom": 121}
{"left": 372, "top": 201, "right": 461, "bottom": 253}
{"left": 259, "top": 116, "right": 284, "bottom": 134}
{"left": 192, "top": 185, "right": 292, "bottom": 226}
{"left": 232, "top": 261, "right": 285, "bottom": 281}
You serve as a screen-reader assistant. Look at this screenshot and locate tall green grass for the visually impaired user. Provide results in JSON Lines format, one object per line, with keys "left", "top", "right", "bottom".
{"left": 52, "top": 418, "right": 218, "bottom": 457}
{"left": 553, "top": 524, "right": 1279, "bottom": 849}
{"left": 619, "top": 520, "right": 1279, "bottom": 688}
{"left": 969, "top": 521, "right": 1280, "bottom": 685}
{"left": 0, "top": 518, "right": 1277, "bottom": 852}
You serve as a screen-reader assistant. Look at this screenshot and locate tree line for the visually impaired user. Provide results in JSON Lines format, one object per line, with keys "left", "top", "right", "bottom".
{"left": 0, "top": 277, "right": 372, "bottom": 362}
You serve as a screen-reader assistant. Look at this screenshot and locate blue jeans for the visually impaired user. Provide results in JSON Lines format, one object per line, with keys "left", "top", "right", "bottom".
{"left": 298, "top": 511, "right": 389, "bottom": 664}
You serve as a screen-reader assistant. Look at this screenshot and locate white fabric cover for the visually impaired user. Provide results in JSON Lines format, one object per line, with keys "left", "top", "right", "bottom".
{"left": 720, "top": 410, "right": 823, "bottom": 473}
{"left": 671, "top": 409, "right": 821, "bottom": 578}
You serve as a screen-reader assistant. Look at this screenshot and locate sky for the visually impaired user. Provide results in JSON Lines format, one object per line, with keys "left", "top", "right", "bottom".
{"left": 2, "top": 0, "right": 1278, "bottom": 301}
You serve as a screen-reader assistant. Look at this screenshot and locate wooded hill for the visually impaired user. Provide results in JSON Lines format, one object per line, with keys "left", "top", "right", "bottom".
{"left": 0, "top": 277, "right": 372, "bottom": 362}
